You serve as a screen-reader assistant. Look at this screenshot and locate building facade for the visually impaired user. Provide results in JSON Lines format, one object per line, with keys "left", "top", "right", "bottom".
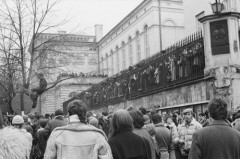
{"left": 64, "top": 0, "right": 240, "bottom": 117}
{"left": 98, "top": 0, "right": 184, "bottom": 77}
{"left": 31, "top": 29, "right": 104, "bottom": 114}
{"left": 38, "top": 75, "right": 105, "bottom": 115}
{"left": 32, "top": 31, "right": 100, "bottom": 85}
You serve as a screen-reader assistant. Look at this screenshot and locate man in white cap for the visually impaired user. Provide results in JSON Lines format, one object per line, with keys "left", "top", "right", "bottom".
{"left": 12, "top": 115, "right": 32, "bottom": 142}
{"left": 176, "top": 108, "right": 202, "bottom": 159}
{"left": 12, "top": 115, "right": 25, "bottom": 129}
{"left": 0, "top": 115, "right": 32, "bottom": 159}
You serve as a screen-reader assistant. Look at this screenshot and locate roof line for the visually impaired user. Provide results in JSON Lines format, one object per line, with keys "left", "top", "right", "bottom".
{"left": 98, "top": 0, "right": 150, "bottom": 44}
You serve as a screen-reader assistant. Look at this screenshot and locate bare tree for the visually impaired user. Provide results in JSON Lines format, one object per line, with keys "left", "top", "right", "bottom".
{"left": 0, "top": 0, "right": 72, "bottom": 113}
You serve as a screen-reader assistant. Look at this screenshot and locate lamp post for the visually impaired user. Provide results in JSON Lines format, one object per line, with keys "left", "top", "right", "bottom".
{"left": 211, "top": 0, "right": 224, "bottom": 14}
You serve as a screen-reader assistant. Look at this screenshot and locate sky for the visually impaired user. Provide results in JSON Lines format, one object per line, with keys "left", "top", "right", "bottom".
{"left": 52, "top": 0, "right": 143, "bottom": 36}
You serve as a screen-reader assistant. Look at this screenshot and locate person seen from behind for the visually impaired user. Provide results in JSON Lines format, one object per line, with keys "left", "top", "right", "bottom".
{"left": 44, "top": 99, "right": 112, "bottom": 159}
{"left": 129, "top": 110, "right": 156, "bottom": 159}
{"left": 45, "top": 109, "right": 67, "bottom": 134}
{"left": 152, "top": 114, "right": 176, "bottom": 159}
{"left": 189, "top": 98, "right": 240, "bottom": 159}
{"left": 108, "top": 109, "right": 152, "bottom": 159}
{"left": 0, "top": 115, "right": 32, "bottom": 159}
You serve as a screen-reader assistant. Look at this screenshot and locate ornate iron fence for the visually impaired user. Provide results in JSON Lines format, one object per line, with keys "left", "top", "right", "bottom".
{"left": 76, "top": 31, "right": 205, "bottom": 109}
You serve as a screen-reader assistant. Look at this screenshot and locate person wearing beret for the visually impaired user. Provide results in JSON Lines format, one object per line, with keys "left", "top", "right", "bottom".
{"left": 176, "top": 108, "right": 202, "bottom": 159}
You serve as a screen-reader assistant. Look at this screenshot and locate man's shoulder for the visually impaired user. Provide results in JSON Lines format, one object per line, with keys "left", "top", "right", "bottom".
{"left": 155, "top": 125, "right": 170, "bottom": 134}
{"left": 53, "top": 123, "right": 107, "bottom": 138}
{"left": 110, "top": 131, "right": 143, "bottom": 143}
{"left": 22, "top": 124, "right": 33, "bottom": 129}
{"left": 195, "top": 124, "right": 240, "bottom": 136}
{"left": 50, "top": 118, "right": 66, "bottom": 124}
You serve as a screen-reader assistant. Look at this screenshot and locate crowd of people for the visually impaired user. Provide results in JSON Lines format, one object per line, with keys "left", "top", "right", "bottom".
{"left": 0, "top": 98, "right": 240, "bottom": 159}
{"left": 58, "top": 72, "right": 108, "bottom": 78}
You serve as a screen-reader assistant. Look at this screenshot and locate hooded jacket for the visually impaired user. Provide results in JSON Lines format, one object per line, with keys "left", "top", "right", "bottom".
{"left": 0, "top": 127, "right": 32, "bottom": 159}
{"left": 44, "top": 115, "right": 112, "bottom": 159}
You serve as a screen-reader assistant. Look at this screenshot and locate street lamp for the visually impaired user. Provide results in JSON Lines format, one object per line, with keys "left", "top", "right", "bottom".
{"left": 210, "top": 0, "right": 224, "bottom": 14}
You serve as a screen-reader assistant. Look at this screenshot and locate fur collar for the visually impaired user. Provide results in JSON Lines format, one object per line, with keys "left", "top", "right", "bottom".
{"left": 0, "top": 127, "right": 32, "bottom": 159}
{"left": 53, "top": 122, "right": 108, "bottom": 140}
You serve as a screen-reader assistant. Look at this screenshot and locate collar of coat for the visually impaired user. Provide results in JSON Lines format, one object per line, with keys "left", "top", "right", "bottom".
{"left": 54, "top": 115, "right": 64, "bottom": 120}
{"left": 209, "top": 119, "right": 232, "bottom": 127}
{"left": 68, "top": 114, "right": 80, "bottom": 123}
{"left": 182, "top": 118, "right": 198, "bottom": 127}
{"left": 155, "top": 123, "right": 165, "bottom": 127}
{"left": 53, "top": 122, "right": 108, "bottom": 140}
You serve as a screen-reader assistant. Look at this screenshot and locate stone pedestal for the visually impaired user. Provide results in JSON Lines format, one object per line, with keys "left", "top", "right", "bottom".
{"left": 200, "top": 12, "right": 240, "bottom": 111}
{"left": 199, "top": 12, "right": 240, "bottom": 72}
{"left": 205, "top": 66, "right": 240, "bottom": 111}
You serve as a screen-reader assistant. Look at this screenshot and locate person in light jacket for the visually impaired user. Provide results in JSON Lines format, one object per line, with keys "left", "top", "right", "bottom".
{"left": 165, "top": 115, "right": 179, "bottom": 144}
{"left": 44, "top": 99, "right": 113, "bottom": 159}
{"left": 176, "top": 108, "right": 202, "bottom": 159}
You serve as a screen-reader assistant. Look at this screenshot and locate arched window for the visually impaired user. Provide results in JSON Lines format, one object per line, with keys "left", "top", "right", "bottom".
{"left": 144, "top": 25, "right": 150, "bottom": 58}
{"left": 122, "top": 41, "right": 126, "bottom": 70}
{"left": 136, "top": 31, "right": 141, "bottom": 62}
{"left": 116, "top": 46, "right": 119, "bottom": 73}
{"left": 128, "top": 36, "right": 133, "bottom": 65}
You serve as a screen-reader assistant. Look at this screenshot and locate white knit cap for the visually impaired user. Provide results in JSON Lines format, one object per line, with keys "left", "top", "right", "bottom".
{"left": 12, "top": 115, "right": 24, "bottom": 125}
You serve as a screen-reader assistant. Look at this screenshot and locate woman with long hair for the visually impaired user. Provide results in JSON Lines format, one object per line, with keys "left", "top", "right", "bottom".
{"left": 108, "top": 109, "right": 152, "bottom": 159}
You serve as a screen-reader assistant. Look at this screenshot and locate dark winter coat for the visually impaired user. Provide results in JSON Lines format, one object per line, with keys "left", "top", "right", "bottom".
{"left": 189, "top": 120, "right": 240, "bottom": 159}
{"left": 22, "top": 123, "right": 33, "bottom": 135}
{"left": 133, "top": 128, "right": 156, "bottom": 159}
{"left": 108, "top": 128, "right": 152, "bottom": 159}
{"left": 45, "top": 115, "right": 67, "bottom": 133}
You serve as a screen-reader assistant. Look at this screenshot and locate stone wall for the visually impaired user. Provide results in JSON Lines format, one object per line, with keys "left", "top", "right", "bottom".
{"left": 107, "top": 79, "right": 214, "bottom": 112}
{"left": 33, "top": 77, "right": 106, "bottom": 115}
{"left": 91, "top": 66, "right": 240, "bottom": 114}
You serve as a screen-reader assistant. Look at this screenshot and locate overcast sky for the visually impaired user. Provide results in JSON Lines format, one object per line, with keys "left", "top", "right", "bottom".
{"left": 53, "top": 0, "right": 143, "bottom": 36}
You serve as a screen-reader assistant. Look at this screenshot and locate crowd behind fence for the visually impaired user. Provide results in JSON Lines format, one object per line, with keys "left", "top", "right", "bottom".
{"left": 71, "top": 32, "right": 205, "bottom": 109}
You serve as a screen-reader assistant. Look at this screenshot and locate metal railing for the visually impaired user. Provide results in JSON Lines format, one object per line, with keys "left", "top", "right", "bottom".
{"left": 75, "top": 31, "right": 205, "bottom": 109}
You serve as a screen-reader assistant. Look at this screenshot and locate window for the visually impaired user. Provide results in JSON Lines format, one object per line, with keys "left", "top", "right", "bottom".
{"left": 136, "top": 31, "right": 141, "bottom": 62}
{"left": 101, "top": 57, "right": 104, "bottom": 74}
{"left": 106, "top": 54, "right": 109, "bottom": 75}
{"left": 128, "top": 36, "right": 133, "bottom": 65}
{"left": 110, "top": 50, "right": 114, "bottom": 75}
{"left": 73, "top": 57, "right": 85, "bottom": 65}
{"left": 88, "top": 58, "right": 97, "bottom": 65}
{"left": 144, "top": 25, "right": 150, "bottom": 58}
{"left": 122, "top": 41, "right": 126, "bottom": 70}
{"left": 116, "top": 46, "right": 119, "bottom": 73}
{"left": 195, "top": 11, "right": 205, "bottom": 31}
